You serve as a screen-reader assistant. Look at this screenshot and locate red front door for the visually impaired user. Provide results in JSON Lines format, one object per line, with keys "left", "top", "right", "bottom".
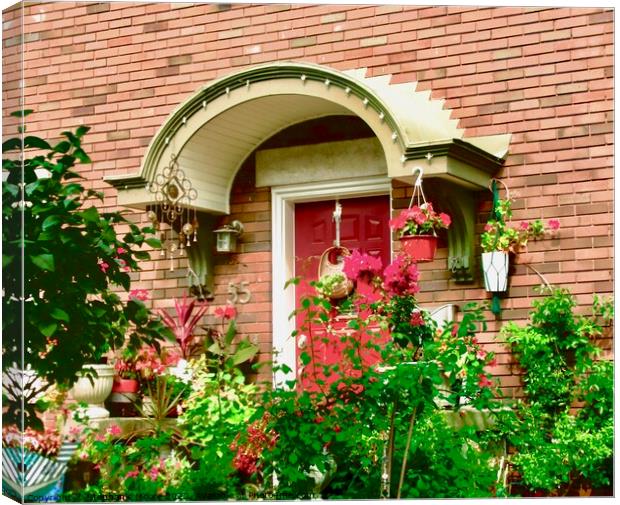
{"left": 294, "top": 195, "right": 391, "bottom": 391}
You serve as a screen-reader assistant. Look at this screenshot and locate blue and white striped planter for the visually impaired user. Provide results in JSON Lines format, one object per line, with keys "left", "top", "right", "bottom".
{"left": 2, "top": 441, "right": 78, "bottom": 502}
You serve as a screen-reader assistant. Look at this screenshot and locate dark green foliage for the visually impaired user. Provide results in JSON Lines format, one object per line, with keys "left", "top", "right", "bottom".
{"left": 2, "top": 116, "right": 172, "bottom": 427}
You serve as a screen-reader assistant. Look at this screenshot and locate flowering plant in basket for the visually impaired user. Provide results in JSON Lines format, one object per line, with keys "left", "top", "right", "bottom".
{"left": 390, "top": 203, "right": 451, "bottom": 238}
{"left": 481, "top": 198, "right": 560, "bottom": 253}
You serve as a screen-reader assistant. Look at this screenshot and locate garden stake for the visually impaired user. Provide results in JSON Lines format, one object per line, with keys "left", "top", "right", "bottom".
{"left": 396, "top": 402, "right": 420, "bottom": 499}
{"left": 380, "top": 400, "right": 397, "bottom": 498}
{"left": 396, "top": 374, "right": 424, "bottom": 499}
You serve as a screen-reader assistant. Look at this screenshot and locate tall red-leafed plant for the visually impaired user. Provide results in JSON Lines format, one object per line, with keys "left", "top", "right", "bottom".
{"left": 159, "top": 295, "right": 208, "bottom": 358}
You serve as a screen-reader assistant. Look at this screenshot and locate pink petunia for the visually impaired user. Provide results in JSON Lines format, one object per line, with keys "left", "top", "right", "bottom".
{"left": 214, "top": 304, "right": 236, "bottom": 320}
{"left": 483, "top": 223, "right": 494, "bottom": 232}
{"left": 439, "top": 213, "right": 451, "bottom": 228}
{"left": 519, "top": 221, "right": 529, "bottom": 231}
{"left": 98, "top": 260, "right": 109, "bottom": 273}
{"left": 389, "top": 212, "right": 408, "bottom": 231}
{"left": 126, "top": 469, "right": 139, "bottom": 478}
{"left": 476, "top": 349, "right": 487, "bottom": 360}
{"left": 117, "top": 247, "right": 126, "bottom": 254}
{"left": 548, "top": 219, "right": 560, "bottom": 231}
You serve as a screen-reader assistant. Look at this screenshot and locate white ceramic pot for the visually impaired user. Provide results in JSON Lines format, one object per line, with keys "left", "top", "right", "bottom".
{"left": 481, "top": 251, "right": 509, "bottom": 292}
{"left": 71, "top": 364, "right": 115, "bottom": 419}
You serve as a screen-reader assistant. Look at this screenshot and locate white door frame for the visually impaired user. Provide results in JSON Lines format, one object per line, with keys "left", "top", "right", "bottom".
{"left": 270, "top": 176, "right": 392, "bottom": 387}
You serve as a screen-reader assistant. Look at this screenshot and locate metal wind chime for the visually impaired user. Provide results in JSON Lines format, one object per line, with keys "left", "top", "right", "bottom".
{"left": 146, "top": 153, "right": 199, "bottom": 271}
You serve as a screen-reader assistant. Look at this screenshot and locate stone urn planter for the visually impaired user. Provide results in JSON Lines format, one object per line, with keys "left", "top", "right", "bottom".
{"left": 71, "top": 364, "right": 115, "bottom": 419}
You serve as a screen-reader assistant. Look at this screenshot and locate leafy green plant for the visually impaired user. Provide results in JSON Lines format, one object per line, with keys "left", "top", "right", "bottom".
{"left": 178, "top": 353, "right": 258, "bottom": 499}
{"left": 173, "top": 308, "right": 260, "bottom": 500}
{"left": 64, "top": 423, "right": 193, "bottom": 502}
{"left": 499, "top": 288, "right": 613, "bottom": 495}
{"left": 481, "top": 197, "right": 559, "bottom": 253}
{"left": 2, "top": 111, "right": 172, "bottom": 427}
{"left": 236, "top": 275, "right": 502, "bottom": 500}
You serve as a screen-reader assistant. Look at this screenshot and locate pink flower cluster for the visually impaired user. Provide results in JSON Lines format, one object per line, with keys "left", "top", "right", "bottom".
{"left": 382, "top": 254, "right": 420, "bottom": 297}
{"left": 114, "top": 356, "right": 137, "bottom": 379}
{"left": 214, "top": 304, "right": 236, "bottom": 320}
{"left": 129, "top": 289, "right": 149, "bottom": 301}
{"left": 134, "top": 345, "right": 181, "bottom": 379}
{"left": 389, "top": 204, "right": 451, "bottom": 237}
{"left": 409, "top": 310, "right": 425, "bottom": 327}
{"left": 97, "top": 247, "right": 131, "bottom": 274}
{"left": 343, "top": 249, "right": 383, "bottom": 282}
{"left": 230, "top": 417, "right": 278, "bottom": 477}
{"left": 2, "top": 424, "right": 61, "bottom": 457}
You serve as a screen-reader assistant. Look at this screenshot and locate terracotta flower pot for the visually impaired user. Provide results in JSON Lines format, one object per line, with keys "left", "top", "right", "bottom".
{"left": 112, "top": 378, "right": 139, "bottom": 394}
{"left": 399, "top": 235, "right": 438, "bottom": 262}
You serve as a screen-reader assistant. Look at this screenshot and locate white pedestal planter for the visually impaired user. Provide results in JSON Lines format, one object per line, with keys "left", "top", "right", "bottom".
{"left": 481, "top": 251, "right": 509, "bottom": 292}
{"left": 71, "top": 364, "right": 115, "bottom": 419}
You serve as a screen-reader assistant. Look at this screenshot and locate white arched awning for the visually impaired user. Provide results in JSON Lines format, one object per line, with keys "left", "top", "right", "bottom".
{"left": 106, "top": 62, "right": 510, "bottom": 214}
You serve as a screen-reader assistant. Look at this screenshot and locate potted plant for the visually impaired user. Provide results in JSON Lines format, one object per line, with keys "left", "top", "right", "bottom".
{"left": 480, "top": 197, "right": 559, "bottom": 292}
{"left": 389, "top": 204, "right": 451, "bottom": 262}
{"left": 71, "top": 362, "right": 116, "bottom": 420}
{"left": 159, "top": 295, "right": 209, "bottom": 359}
{"left": 112, "top": 349, "right": 140, "bottom": 395}
{"left": 134, "top": 345, "right": 184, "bottom": 418}
{"left": 2, "top": 421, "right": 81, "bottom": 502}
{"left": 107, "top": 348, "right": 141, "bottom": 417}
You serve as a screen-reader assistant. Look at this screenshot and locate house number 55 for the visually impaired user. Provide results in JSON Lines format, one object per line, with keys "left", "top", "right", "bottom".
{"left": 227, "top": 281, "right": 251, "bottom": 304}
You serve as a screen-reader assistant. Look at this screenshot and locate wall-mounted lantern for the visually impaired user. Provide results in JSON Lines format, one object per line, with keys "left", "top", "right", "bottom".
{"left": 214, "top": 220, "right": 244, "bottom": 253}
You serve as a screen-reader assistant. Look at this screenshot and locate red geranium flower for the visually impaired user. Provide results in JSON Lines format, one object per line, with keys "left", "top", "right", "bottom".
{"left": 214, "top": 304, "right": 236, "bottom": 320}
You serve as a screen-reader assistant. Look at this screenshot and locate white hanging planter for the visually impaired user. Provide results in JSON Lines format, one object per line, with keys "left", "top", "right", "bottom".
{"left": 481, "top": 251, "right": 509, "bottom": 292}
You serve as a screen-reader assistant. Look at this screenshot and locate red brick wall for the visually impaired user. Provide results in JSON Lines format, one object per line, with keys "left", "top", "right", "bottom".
{"left": 2, "top": 3, "right": 613, "bottom": 395}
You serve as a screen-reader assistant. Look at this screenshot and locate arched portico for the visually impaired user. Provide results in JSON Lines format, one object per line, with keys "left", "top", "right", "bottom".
{"left": 107, "top": 62, "right": 510, "bottom": 213}
{"left": 106, "top": 61, "right": 513, "bottom": 386}
{"left": 107, "top": 62, "right": 511, "bottom": 282}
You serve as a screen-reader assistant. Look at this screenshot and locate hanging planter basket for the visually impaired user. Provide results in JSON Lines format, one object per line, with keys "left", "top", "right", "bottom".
{"left": 318, "top": 246, "right": 353, "bottom": 300}
{"left": 399, "top": 234, "right": 438, "bottom": 263}
{"left": 481, "top": 251, "right": 509, "bottom": 292}
{"left": 395, "top": 167, "right": 446, "bottom": 263}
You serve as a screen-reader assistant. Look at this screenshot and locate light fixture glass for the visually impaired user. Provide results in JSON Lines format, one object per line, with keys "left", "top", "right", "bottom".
{"left": 214, "top": 220, "right": 244, "bottom": 253}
